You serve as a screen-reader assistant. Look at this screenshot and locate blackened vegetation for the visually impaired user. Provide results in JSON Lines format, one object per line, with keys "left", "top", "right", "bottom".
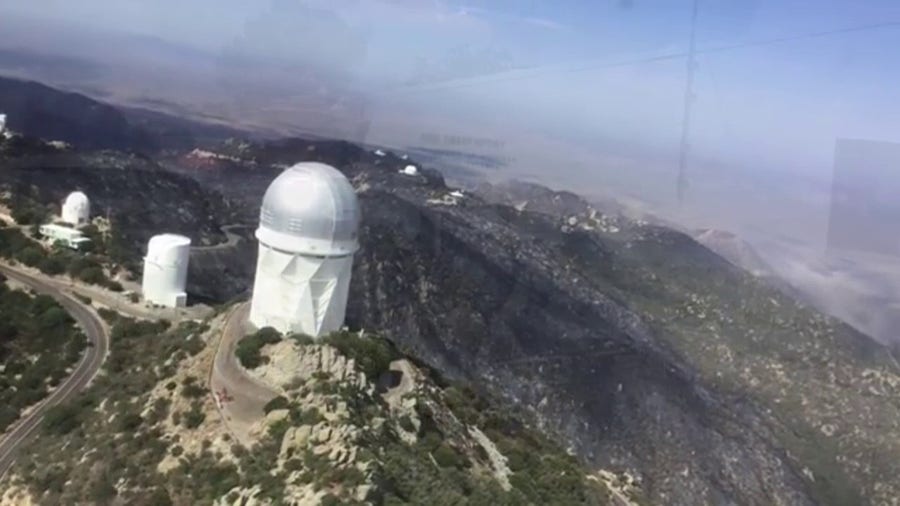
{"left": 4, "top": 120, "right": 897, "bottom": 504}
{"left": 0, "top": 152, "right": 232, "bottom": 269}
{"left": 162, "top": 137, "right": 840, "bottom": 504}
{"left": 0, "top": 76, "right": 246, "bottom": 152}
{"left": 340, "top": 185, "right": 826, "bottom": 504}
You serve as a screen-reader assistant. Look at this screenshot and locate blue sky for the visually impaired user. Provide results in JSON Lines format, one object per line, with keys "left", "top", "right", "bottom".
{"left": 2, "top": 0, "right": 900, "bottom": 184}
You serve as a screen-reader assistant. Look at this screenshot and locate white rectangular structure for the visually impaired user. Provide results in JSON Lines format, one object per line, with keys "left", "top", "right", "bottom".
{"left": 142, "top": 234, "right": 191, "bottom": 308}
{"left": 39, "top": 224, "right": 91, "bottom": 250}
{"left": 250, "top": 246, "right": 354, "bottom": 336}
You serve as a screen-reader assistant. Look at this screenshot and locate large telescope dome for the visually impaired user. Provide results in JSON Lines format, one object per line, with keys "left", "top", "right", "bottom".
{"left": 256, "top": 162, "right": 359, "bottom": 257}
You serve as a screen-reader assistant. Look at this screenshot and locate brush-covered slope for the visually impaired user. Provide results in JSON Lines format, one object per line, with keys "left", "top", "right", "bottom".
{"left": 167, "top": 136, "right": 900, "bottom": 504}
{"left": 0, "top": 312, "right": 633, "bottom": 506}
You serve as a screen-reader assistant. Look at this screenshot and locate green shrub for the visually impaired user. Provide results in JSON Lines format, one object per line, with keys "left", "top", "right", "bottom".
{"left": 433, "top": 444, "right": 467, "bottom": 469}
{"left": 289, "top": 406, "right": 324, "bottom": 426}
{"left": 182, "top": 402, "right": 205, "bottom": 429}
{"left": 268, "top": 418, "right": 290, "bottom": 440}
{"left": 181, "top": 382, "right": 206, "bottom": 399}
{"left": 284, "top": 458, "right": 303, "bottom": 472}
{"left": 43, "top": 401, "right": 87, "bottom": 435}
{"left": 17, "top": 246, "right": 44, "bottom": 267}
{"left": 235, "top": 327, "right": 282, "bottom": 369}
{"left": 320, "top": 493, "right": 342, "bottom": 506}
{"left": 38, "top": 256, "right": 66, "bottom": 275}
{"left": 263, "top": 396, "right": 289, "bottom": 414}
{"left": 321, "top": 331, "right": 398, "bottom": 380}
{"left": 289, "top": 333, "right": 315, "bottom": 345}
{"left": 117, "top": 412, "right": 144, "bottom": 432}
{"left": 77, "top": 266, "right": 107, "bottom": 285}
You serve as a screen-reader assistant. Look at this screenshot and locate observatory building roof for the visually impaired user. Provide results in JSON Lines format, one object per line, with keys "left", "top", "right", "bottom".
{"left": 257, "top": 162, "right": 360, "bottom": 256}
{"left": 147, "top": 233, "right": 191, "bottom": 251}
{"left": 65, "top": 191, "right": 89, "bottom": 206}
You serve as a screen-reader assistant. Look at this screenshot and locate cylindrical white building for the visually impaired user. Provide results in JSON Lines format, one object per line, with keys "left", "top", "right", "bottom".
{"left": 142, "top": 234, "right": 191, "bottom": 308}
{"left": 249, "top": 162, "right": 360, "bottom": 337}
{"left": 61, "top": 191, "right": 90, "bottom": 226}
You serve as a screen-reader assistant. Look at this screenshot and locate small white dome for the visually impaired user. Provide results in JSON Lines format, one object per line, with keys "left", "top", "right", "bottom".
{"left": 61, "top": 191, "right": 90, "bottom": 225}
{"left": 256, "top": 162, "right": 359, "bottom": 256}
{"left": 65, "top": 191, "right": 89, "bottom": 208}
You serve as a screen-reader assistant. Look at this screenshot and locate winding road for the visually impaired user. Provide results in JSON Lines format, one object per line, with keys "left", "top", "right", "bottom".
{"left": 209, "top": 302, "right": 278, "bottom": 444}
{"left": 0, "top": 264, "right": 109, "bottom": 478}
{"left": 191, "top": 224, "right": 246, "bottom": 252}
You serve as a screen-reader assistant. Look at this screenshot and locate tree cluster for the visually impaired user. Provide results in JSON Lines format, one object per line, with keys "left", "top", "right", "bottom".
{"left": 0, "top": 282, "right": 85, "bottom": 432}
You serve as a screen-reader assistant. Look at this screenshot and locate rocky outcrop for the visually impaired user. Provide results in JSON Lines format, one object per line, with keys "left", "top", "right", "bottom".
{"left": 227, "top": 335, "right": 623, "bottom": 505}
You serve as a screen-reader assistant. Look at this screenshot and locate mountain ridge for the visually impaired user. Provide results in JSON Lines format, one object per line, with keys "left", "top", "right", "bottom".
{"left": 1, "top": 80, "right": 899, "bottom": 504}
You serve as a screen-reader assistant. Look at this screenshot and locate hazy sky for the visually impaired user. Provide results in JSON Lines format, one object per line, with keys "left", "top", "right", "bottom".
{"left": 3, "top": 0, "right": 900, "bottom": 341}
{"left": 2, "top": 0, "right": 900, "bottom": 184}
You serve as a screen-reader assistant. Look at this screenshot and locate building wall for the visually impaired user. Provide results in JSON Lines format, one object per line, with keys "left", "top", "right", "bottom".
{"left": 40, "top": 224, "right": 84, "bottom": 242}
{"left": 248, "top": 242, "right": 354, "bottom": 337}
{"left": 142, "top": 239, "right": 190, "bottom": 308}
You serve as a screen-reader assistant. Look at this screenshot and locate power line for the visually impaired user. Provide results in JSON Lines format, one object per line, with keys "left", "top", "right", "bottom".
{"left": 677, "top": 0, "right": 700, "bottom": 206}
{"left": 381, "top": 19, "right": 900, "bottom": 97}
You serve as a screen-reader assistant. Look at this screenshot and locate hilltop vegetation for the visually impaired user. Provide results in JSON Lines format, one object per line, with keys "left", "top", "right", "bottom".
{"left": 1, "top": 310, "right": 634, "bottom": 505}
{"left": 0, "top": 275, "right": 86, "bottom": 432}
{"left": 3, "top": 315, "right": 208, "bottom": 504}
{"left": 233, "top": 330, "right": 633, "bottom": 505}
{"left": 0, "top": 225, "right": 124, "bottom": 290}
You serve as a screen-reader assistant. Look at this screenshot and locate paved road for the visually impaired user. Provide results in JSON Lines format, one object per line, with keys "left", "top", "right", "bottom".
{"left": 0, "top": 265, "right": 109, "bottom": 478}
{"left": 191, "top": 224, "right": 246, "bottom": 252}
{"left": 209, "top": 303, "right": 278, "bottom": 444}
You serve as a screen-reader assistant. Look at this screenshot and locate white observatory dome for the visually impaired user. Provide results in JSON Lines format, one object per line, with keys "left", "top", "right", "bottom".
{"left": 256, "top": 162, "right": 360, "bottom": 257}
{"left": 61, "top": 191, "right": 90, "bottom": 225}
{"left": 249, "top": 162, "right": 361, "bottom": 337}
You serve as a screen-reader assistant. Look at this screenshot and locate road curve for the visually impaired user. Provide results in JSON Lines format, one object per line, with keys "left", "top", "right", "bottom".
{"left": 191, "top": 224, "right": 246, "bottom": 252}
{"left": 210, "top": 302, "right": 278, "bottom": 444}
{"left": 0, "top": 265, "right": 109, "bottom": 479}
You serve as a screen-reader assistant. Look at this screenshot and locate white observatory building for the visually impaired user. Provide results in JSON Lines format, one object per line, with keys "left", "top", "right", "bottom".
{"left": 248, "top": 162, "right": 360, "bottom": 337}
{"left": 61, "top": 191, "right": 90, "bottom": 226}
{"left": 142, "top": 234, "right": 191, "bottom": 308}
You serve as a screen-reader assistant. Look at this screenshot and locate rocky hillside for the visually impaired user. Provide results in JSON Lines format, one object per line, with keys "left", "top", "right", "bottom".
{"left": 164, "top": 137, "right": 900, "bottom": 505}
{"left": 2, "top": 103, "right": 899, "bottom": 503}
{"left": 0, "top": 134, "right": 239, "bottom": 294}
{"left": 0, "top": 311, "right": 633, "bottom": 505}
